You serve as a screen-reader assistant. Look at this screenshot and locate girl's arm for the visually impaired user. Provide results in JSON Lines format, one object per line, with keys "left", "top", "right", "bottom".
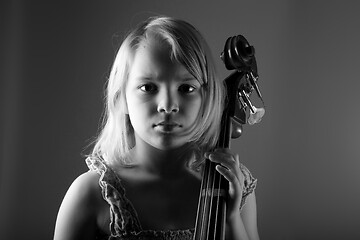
{"left": 226, "top": 192, "right": 260, "bottom": 240}
{"left": 54, "top": 171, "right": 101, "bottom": 240}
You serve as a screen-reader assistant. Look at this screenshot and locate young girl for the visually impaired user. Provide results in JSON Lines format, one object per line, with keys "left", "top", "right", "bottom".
{"left": 54, "top": 16, "right": 259, "bottom": 240}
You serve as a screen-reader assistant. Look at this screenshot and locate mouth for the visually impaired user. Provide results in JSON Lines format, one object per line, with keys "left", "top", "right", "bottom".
{"left": 154, "top": 121, "right": 181, "bottom": 132}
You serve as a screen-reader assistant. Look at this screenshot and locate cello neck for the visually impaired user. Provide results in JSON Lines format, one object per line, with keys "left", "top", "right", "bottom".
{"left": 193, "top": 71, "right": 245, "bottom": 240}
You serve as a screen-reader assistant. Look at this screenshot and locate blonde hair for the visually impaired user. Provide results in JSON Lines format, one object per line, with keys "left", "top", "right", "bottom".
{"left": 91, "top": 16, "right": 225, "bottom": 169}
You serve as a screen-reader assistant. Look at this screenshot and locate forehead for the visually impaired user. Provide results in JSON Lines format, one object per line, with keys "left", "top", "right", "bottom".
{"left": 136, "top": 37, "right": 172, "bottom": 63}
{"left": 130, "top": 40, "right": 192, "bottom": 78}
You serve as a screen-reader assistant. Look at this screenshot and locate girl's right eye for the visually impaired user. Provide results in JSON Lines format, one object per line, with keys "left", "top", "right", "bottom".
{"left": 139, "top": 83, "right": 157, "bottom": 93}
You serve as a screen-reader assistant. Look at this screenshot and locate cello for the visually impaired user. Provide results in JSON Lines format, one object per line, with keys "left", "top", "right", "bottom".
{"left": 193, "top": 35, "right": 265, "bottom": 240}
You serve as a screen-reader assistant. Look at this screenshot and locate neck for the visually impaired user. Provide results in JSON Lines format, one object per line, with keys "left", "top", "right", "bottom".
{"left": 129, "top": 138, "right": 194, "bottom": 179}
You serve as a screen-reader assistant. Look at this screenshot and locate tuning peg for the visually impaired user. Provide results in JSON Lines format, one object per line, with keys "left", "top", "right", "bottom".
{"left": 247, "top": 72, "right": 263, "bottom": 103}
{"left": 248, "top": 106, "right": 265, "bottom": 125}
{"left": 231, "top": 118, "right": 243, "bottom": 138}
{"left": 238, "top": 88, "right": 265, "bottom": 125}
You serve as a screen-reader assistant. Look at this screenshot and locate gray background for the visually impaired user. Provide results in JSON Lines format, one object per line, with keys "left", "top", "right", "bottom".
{"left": 1, "top": 0, "right": 360, "bottom": 239}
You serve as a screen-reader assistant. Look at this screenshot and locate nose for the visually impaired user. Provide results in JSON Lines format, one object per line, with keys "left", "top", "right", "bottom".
{"left": 157, "top": 89, "right": 179, "bottom": 114}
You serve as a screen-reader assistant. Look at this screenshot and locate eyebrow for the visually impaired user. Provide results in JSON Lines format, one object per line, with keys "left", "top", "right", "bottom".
{"left": 131, "top": 66, "right": 199, "bottom": 82}
{"left": 133, "top": 74, "right": 197, "bottom": 82}
{"left": 181, "top": 76, "right": 197, "bottom": 82}
{"left": 132, "top": 74, "right": 154, "bottom": 81}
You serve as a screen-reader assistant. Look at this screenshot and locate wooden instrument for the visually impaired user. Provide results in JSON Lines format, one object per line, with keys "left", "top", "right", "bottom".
{"left": 193, "top": 35, "right": 265, "bottom": 240}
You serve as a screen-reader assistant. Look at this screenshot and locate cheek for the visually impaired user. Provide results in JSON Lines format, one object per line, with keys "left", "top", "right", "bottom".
{"left": 185, "top": 95, "right": 202, "bottom": 119}
{"left": 124, "top": 93, "right": 137, "bottom": 123}
{"left": 126, "top": 94, "right": 154, "bottom": 124}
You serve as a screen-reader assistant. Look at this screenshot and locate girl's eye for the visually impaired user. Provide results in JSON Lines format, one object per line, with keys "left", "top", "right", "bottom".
{"left": 139, "top": 84, "right": 157, "bottom": 93}
{"left": 179, "top": 84, "right": 196, "bottom": 93}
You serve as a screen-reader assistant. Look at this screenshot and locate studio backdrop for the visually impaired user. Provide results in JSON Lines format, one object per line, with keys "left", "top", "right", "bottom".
{"left": 1, "top": 1, "right": 360, "bottom": 239}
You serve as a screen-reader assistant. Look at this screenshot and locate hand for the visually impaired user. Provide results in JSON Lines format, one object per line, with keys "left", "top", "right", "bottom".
{"left": 205, "top": 148, "right": 245, "bottom": 220}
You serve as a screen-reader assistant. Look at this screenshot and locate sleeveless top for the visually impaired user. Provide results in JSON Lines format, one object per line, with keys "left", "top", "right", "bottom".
{"left": 85, "top": 156, "right": 257, "bottom": 240}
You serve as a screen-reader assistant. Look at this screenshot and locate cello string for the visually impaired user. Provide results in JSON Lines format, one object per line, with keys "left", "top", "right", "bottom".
{"left": 211, "top": 112, "right": 229, "bottom": 240}
{"left": 213, "top": 167, "right": 220, "bottom": 240}
{"left": 201, "top": 157, "right": 214, "bottom": 239}
{"left": 214, "top": 112, "right": 229, "bottom": 240}
{"left": 194, "top": 159, "right": 207, "bottom": 240}
{"left": 212, "top": 160, "right": 222, "bottom": 240}
{"left": 206, "top": 159, "right": 216, "bottom": 239}
{"left": 206, "top": 160, "right": 213, "bottom": 239}
{"left": 199, "top": 159, "right": 210, "bottom": 239}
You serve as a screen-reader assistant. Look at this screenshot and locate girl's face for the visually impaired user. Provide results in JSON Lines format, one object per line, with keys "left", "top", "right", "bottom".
{"left": 125, "top": 42, "right": 202, "bottom": 150}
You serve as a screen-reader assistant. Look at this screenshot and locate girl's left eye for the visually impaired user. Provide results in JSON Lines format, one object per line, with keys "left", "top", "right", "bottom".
{"left": 178, "top": 84, "right": 196, "bottom": 93}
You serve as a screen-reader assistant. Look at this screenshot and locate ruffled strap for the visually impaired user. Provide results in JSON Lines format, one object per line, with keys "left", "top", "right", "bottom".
{"left": 108, "top": 229, "right": 194, "bottom": 240}
{"left": 239, "top": 163, "right": 257, "bottom": 211}
{"left": 86, "top": 156, "right": 142, "bottom": 237}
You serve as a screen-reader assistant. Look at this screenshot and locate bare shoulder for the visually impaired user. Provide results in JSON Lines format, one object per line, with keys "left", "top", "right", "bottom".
{"left": 72, "top": 171, "right": 101, "bottom": 197}
{"left": 62, "top": 171, "right": 103, "bottom": 208}
{"left": 54, "top": 171, "right": 103, "bottom": 240}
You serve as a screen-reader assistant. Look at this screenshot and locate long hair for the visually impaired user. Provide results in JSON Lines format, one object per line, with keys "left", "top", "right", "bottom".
{"left": 91, "top": 16, "right": 225, "bottom": 169}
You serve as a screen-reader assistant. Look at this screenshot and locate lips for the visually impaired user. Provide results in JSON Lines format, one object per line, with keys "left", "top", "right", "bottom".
{"left": 154, "top": 121, "right": 181, "bottom": 132}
